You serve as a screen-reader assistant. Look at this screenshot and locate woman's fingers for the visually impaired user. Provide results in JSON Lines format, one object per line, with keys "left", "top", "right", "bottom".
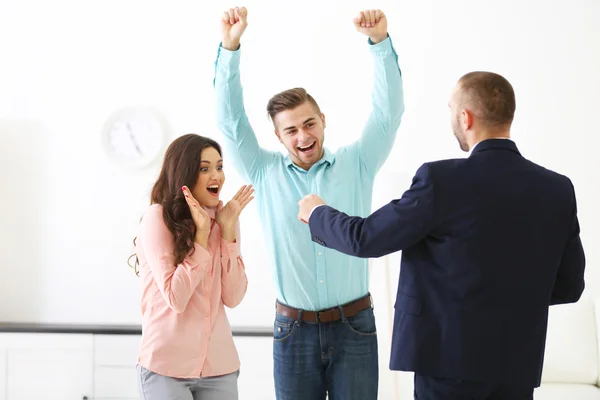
{"left": 182, "top": 186, "right": 200, "bottom": 209}
{"left": 233, "top": 185, "right": 246, "bottom": 200}
{"left": 236, "top": 184, "right": 254, "bottom": 203}
{"left": 240, "top": 195, "right": 255, "bottom": 210}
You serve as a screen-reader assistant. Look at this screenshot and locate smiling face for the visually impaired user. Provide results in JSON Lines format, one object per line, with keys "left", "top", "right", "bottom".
{"left": 273, "top": 101, "right": 326, "bottom": 170}
{"left": 192, "top": 146, "right": 225, "bottom": 207}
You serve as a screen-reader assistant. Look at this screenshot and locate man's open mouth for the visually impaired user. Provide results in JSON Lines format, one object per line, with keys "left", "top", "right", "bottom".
{"left": 298, "top": 142, "right": 316, "bottom": 153}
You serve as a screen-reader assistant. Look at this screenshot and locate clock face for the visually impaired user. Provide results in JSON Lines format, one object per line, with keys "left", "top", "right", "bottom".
{"left": 102, "top": 108, "right": 167, "bottom": 169}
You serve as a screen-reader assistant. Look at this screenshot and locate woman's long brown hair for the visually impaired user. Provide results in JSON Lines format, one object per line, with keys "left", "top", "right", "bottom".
{"left": 128, "top": 134, "right": 222, "bottom": 276}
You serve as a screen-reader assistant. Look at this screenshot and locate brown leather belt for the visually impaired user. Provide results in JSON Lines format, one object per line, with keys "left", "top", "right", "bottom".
{"left": 275, "top": 294, "right": 372, "bottom": 323}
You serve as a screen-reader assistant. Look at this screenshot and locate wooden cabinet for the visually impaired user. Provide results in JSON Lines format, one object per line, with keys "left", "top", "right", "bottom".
{"left": 235, "top": 337, "right": 275, "bottom": 399}
{"left": 0, "top": 331, "right": 274, "bottom": 399}
{"left": 0, "top": 332, "right": 138, "bottom": 400}
{"left": 93, "top": 335, "right": 140, "bottom": 399}
{"left": 0, "top": 333, "right": 93, "bottom": 400}
{"left": 0, "top": 349, "right": 6, "bottom": 400}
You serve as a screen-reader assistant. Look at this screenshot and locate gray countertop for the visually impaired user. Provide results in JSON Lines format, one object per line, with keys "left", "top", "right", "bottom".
{"left": 0, "top": 322, "right": 273, "bottom": 336}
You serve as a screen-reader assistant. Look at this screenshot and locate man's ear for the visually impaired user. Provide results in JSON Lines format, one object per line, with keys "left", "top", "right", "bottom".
{"left": 462, "top": 109, "right": 473, "bottom": 131}
{"left": 274, "top": 129, "right": 282, "bottom": 143}
{"left": 320, "top": 113, "right": 326, "bottom": 129}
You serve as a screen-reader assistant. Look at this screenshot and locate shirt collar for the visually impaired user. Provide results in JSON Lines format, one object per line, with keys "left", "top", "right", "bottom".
{"left": 285, "top": 148, "right": 335, "bottom": 170}
{"left": 202, "top": 201, "right": 223, "bottom": 220}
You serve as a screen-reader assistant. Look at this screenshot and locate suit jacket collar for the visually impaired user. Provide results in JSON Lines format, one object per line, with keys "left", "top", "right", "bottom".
{"left": 469, "top": 138, "right": 521, "bottom": 157}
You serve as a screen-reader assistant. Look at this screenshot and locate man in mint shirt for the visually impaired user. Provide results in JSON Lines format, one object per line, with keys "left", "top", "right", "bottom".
{"left": 214, "top": 6, "right": 404, "bottom": 400}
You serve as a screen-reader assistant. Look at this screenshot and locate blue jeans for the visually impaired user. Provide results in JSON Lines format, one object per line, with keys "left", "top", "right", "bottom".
{"left": 273, "top": 306, "right": 378, "bottom": 400}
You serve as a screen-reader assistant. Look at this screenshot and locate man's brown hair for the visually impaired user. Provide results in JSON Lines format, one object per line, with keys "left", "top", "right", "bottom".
{"left": 457, "top": 71, "right": 516, "bottom": 128}
{"left": 266, "top": 88, "right": 321, "bottom": 123}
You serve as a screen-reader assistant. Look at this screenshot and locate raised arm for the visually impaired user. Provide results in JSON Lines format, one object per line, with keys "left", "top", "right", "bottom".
{"left": 138, "top": 204, "right": 212, "bottom": 313}
{"left": 347, "top": 10, "right": 405, "bottom": 176}
{"left": 215, "top": 184, "right": 254, "bottom": 308}
{"left": 214, "top": 7, "right": 278, "bottom": 185}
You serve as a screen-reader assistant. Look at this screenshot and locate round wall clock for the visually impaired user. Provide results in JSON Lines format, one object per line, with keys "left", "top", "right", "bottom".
{"left": 102, "top": 107, "right": 168, "bottom": 169}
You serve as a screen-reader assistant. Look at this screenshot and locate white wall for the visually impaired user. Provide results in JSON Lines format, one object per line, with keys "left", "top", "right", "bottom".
{"left": 0, "top": 0, "right": 599, "bottom": 398}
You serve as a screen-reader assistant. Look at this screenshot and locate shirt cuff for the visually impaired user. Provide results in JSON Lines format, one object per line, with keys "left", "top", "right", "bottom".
{"left": 308, "top": 204, "right": 324, "bottom": 222}
{"left": 216, "top": 43, "right": 241, "bottom": 68}
{"left": 221, "top": 238, "right": 239, "bottom": 257}
{"left": 368, "top": 34, "right": 394, "bottom": 57}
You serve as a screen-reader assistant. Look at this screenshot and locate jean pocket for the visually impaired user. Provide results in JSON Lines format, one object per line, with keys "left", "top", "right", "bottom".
{"left": 344, "top": 308, "right": 377, "bottom": 336}
{"left": 273, "top": 317, "right": 297, "bottom": 342}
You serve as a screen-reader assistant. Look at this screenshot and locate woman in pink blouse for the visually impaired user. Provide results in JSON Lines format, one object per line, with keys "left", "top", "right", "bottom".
{"left": 133, "top": 134, "right": 253, "bottom": 400}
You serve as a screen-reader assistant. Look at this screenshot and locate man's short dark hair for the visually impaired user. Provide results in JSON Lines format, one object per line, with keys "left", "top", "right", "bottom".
{"left": 458, "top": 71, "right": 516, "bottom": 128}
{"left": 266, "top": 88, "right": 321, "bottom": 122}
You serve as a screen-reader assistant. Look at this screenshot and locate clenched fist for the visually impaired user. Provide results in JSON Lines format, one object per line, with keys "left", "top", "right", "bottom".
{"left": 353, "top": 9, "right": 388, "bottom": 44}
{"left": 221, "top": 6, "right": 248, "bottom": 51}
{"left": 298, "top": 194, "right": 326, "bottom": 224}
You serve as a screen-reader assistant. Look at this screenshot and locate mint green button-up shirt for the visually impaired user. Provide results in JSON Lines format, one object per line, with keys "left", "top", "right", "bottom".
{"left": 213, "top": 36, "right": 404, "bottom": 311}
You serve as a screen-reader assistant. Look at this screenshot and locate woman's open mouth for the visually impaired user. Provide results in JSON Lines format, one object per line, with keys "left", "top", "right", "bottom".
{"left": 207, "top": 184, "right": 220, "bottom": 196}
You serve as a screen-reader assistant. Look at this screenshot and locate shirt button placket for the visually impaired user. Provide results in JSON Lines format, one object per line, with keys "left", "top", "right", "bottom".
{"left": 311, "top": 166, "right": 328, "bottom": 306}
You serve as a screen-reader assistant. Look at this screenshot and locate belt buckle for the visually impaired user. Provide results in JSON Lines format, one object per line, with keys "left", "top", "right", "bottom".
{"left": 316, "top": 309, "right": 335, "bottom": 323}
{"left": 315, "top": 310, "right": 321, "bottom": 323}
{"left": 315, "top": 308, "right": 331, "bottom": 323}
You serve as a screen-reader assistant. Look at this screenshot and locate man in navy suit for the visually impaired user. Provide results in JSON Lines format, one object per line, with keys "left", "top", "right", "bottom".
{"left": 297, "top": 71, "right": 585, "bottom": 399}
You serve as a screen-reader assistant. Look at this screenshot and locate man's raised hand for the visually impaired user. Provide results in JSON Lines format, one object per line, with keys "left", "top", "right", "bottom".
{"left": 222, "top": 6, "right": 248, "bottom": 51}
{"left": 353, "top": 9, "right": 388, "bottom": 44}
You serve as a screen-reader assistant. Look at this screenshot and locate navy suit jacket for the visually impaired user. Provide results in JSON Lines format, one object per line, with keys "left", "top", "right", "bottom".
{"left": 308, "top": 139, "right": 585, "bottom": 387}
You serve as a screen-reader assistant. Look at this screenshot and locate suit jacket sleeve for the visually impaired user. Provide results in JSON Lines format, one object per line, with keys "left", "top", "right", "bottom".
{"left": 551, "top": 181, "right": 586, "bottom": 305}
{"left": 308, "top": 163, "right": 436, "bottom": 258}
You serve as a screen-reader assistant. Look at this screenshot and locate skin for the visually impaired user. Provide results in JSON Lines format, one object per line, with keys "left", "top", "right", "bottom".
{"left": 448, "top": 84, "right": 510, "bottom": 152}
{"left": 182, "top": 146, "right": 254, "bottom": 249}
{"left": 273, "top": 102, "right": 326, "bottom": 171}
{"left": 193, "top": 147, "right": 225, "bottom": 209}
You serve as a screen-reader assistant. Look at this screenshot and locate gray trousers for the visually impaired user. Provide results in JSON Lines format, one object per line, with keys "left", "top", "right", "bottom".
{"left": 137, "top": 364, "right": 239, "bottom": 400}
